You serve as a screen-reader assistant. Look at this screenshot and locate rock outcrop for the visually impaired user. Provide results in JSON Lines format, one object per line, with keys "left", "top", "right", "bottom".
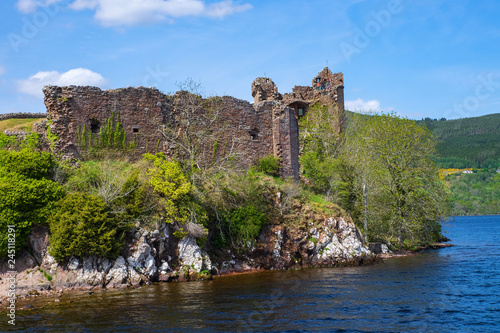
{"left": 215, "top": 215, "right": 374, "bottom": 274}
{"left": 0, "top": 211, "right": 374, "bottom": 302}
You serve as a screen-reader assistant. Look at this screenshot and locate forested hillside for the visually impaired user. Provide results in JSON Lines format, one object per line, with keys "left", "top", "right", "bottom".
{"left": 418, "top": 114, "right": 500, "bottom": 169}
{"left": 446, "top": 169, "right": 500, "bottom": 216}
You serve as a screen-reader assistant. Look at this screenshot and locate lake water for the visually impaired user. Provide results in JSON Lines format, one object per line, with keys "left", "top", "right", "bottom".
{"left": 3, "top": 215, "right": 500, "bottom": 332}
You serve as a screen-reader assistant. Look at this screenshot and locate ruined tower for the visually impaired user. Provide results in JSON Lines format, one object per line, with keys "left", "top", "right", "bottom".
{"left": 251, "top": 77, "right": 282, "bottom": 104}
{"left": 282, "top": 67, "right": 345, "bottom": 137}
{"left": 252, "top": 67, "right": 345, "bottom": 137}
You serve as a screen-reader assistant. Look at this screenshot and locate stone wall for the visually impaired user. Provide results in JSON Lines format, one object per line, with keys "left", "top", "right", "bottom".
{"left": 42, "top": 86, "right": 170, "bottom": 158}
{"left": 251, "top": 68, "right": 345, "bottom": 138}
{"left": 40, "top": 68, "right": 344, "bottom": 180}
{"left": 41, "top": 85, "right": 300, "bottom": 179}
{"left": 0, "top": 112, "right": 46, "bottom": 121}
{"left": 251, "top": 77, "right": 281, "bottom": 104}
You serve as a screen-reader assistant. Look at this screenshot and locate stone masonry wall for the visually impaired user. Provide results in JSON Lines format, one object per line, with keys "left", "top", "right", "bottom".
{"left": 42, "top": 86, "right": 300, "bottom": 179}
{"left": 272, "top": 103, "right": 299, "bottom": 180}
{"left": 282, "top": 67, "right": 345, "bottom": 137}
{"left": 42, "top": 86, "right": 170, "bottom": 158}
{"left": 0, "top": 112, "right": 46, "bottom": 121}
{"left": 40, "top": 68, "right": 344, "bottom": 180}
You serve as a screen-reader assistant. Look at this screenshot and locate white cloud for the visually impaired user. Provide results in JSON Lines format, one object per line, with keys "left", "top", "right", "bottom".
{"left": 69, "top": 0, "right": 252, "bottom": 27}
{"left": 17, "top": 68, "right": 107, "bottom": 98}
{"left": 70, "top": 0, "right": 98, "bottom": 10}
{"left": 16, "top": 0, "right": 61, "bottom": 14}
{"left": 205, "top": 1, "right": 250, "bottom": 18}
{"left": 345, "top": 98, "right": 393, "bottom": 113}
{"left": 0, "top": 65, "right": 5, "bottom": 76}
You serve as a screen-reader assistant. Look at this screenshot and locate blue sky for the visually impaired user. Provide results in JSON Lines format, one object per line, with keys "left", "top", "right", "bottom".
{"left": 1, "top": 0, "right": 500, "bottom": 119}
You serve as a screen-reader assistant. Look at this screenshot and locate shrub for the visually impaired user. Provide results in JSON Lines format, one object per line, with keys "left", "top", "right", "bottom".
{"left": 144, "top": 153, "right": 207, "bottom": 237}
{"left": 63, "top": 161, "right": 101, "bottom": 193}
{"left": 48, "top": 193, "right": 126, "bottom": 261}
{"left": 202, "top": 170, "right": 272, "bottom": 250}
{"left": 0, "top": 148, "right": 55, "bottom": 180}
{"left": 225, "top": 205, "right": 267, "bottom": 249}
{"left": 64, "top": 159, "right": 161, "bottom": 228}
{"left": 255, "top": 155, "right": 281, "bottom": 176}
{"left": 0, "top": 169, "right": 64, "bottom": 259}
{"left": 20, "top": 132, "right": 40, "bottom": 150}
{"left": 0, "top": 133, "right": 17, "bottom": 149}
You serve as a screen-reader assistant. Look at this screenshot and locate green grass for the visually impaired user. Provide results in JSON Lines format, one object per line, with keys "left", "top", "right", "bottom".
{"left": 39, "top": 269, "right": 53, "bottom": 282}
{"left": 248, "top": 170, "right": 343, "bottom": 217}
{"left": 0, "top": 118, "right": 45, "bottom": 132}
{"left": 303, "top": 192, "right": 342, "bottom": 216}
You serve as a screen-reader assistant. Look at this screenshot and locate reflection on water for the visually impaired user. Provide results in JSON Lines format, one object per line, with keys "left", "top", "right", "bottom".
{"left": 3, "top": 216, "right": 500, "bottom": 332}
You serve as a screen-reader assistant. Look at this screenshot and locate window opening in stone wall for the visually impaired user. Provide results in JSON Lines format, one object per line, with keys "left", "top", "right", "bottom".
{"left": 298, "top": 108, "right": 304, "bottom": 117}
{"left": 266, "top": 79, "right": 269, "bottom": 84}
{"left": 90, "top": 118, "right": 100, "bottom": 134}
{"left": 249, "top": 129, "right": 259, "bottom": 141}
{"left": 133, "top": 127, "right": 139, "bottom": 133}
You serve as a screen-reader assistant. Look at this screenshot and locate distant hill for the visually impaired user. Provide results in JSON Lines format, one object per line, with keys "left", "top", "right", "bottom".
{"left": 445, "top": 169, "right": 500, "bottom": 216}
{"left": 417, "top": 114, "right": 500, "bottom": 168}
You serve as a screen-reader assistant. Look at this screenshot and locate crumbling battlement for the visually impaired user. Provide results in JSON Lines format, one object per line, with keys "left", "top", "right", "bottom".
{"left": 252, "top": 67, "right": 345, "bottom": 137}
{"left": 39, "top": 68, "right": 344, "bottom": 180}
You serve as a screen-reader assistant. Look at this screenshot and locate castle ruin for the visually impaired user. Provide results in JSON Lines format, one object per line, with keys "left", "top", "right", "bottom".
{"left": 38, "top": 67, "right": 344, "bottom": 179}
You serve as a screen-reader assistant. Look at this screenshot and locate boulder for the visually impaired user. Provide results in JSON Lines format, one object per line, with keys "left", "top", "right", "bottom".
{"left": 28, "top": 226, "right": 50, "bottom": 264}
{"left": 178, "top": 236, "right": 203, "bottom": 272}
{"left": 106, "top": 256, "right": 128, "bottom": 287}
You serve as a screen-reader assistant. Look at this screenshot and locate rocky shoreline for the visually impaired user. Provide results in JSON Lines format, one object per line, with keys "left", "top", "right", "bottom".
{"left": 0, "top": 213, "right": 451, "bottom": 312}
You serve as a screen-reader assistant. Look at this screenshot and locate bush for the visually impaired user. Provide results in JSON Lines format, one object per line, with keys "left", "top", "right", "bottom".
{"left": 212, "top": 204, "right": 267, "bottom": 250}
{"left": 0, "top": 148, "right": 55, "bottom": 180}
{"left": 0, "top": 133, "right": 17, "bottom": 149}
{"left": 255, "top": 155, "right": 281, "bottom": 176}
{"left": 199, "top": 169, "right": 273, "bottom": 250}
{"left": 144, "top": 153, "right": 208, "bottom": 237}
{"left": 48, "top": 193, "right": 126, "bottom": 261}
{"left": 227, "top": 205, "right": 266, "bottom": 247}
{"left": 0, "top": 169, "right": 64, "bottom": 259}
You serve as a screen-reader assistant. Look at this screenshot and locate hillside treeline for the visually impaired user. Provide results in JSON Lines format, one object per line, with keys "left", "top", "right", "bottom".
{"left": 418, "top": 114, "right": 500, "bottom": 169}
{"left": 446, "top": 169, "right": 500, "bottom": 216}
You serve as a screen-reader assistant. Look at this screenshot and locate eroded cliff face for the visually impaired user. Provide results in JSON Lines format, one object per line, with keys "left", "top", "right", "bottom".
{"left": 0, "top": 211, "right": 373, "bottom": 301}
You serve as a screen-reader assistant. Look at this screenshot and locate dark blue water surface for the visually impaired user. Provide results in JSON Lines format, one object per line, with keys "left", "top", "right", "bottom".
{"left": 3, "top": 215, "right": 500, "bottom": 332}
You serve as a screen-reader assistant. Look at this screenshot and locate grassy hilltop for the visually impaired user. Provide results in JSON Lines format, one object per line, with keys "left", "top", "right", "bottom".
{"left": 0, "top": 118, "right": 45, "bottom": 132}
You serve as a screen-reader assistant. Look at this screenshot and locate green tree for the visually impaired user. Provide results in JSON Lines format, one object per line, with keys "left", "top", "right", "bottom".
{"left": 301, "top": 109, "right": 449, "bottom": 246}
{"left": 300, "top": 105, "right": 362, "bottom": 219}
{"left": 0, "top": 169, "right": 64, "bottom": 258}
{"left": 446, "top": 169, "right": 500, "bottom": 215}
{"left": 352, "top": 114, "right": 449, "bottom": 245}
{"left": 48, "top": 193, "right": 126, "bottom": 261}
{"left": 144, "top": 153, "right": 207, "bottom": 238}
